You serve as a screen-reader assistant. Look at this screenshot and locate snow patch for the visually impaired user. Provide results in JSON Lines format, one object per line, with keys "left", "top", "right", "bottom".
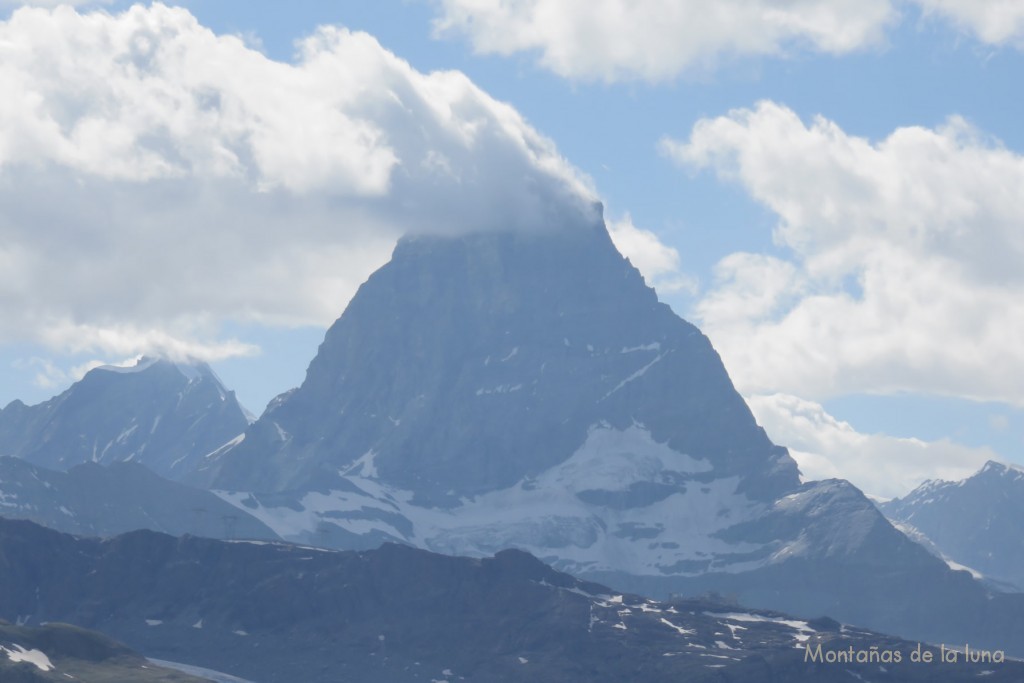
{"left": 706, "top": 612, "right": 816, "bottom": 642}
{"left": 202, "top": 432, "right": 245, "bottom": 461}
{"left": 539, "top": 423, "right": 710, "bottom": 494}
{"left": 343, "top": 450, "right": 380, "bottom": 479}
{"left": 115, "top": 424, "right": 139, "bottom": 444}
{"left": 2, "top": 644, "right": 54, "bottom": 671}
{"left": 602, "top": 353, "right": 666, "bottom": 400}
{"left": 94, "top": 356, "right": 157, "bottom": 374}
{"left": 621, "top": 343, "right": 660, "bottom": 353}
{"left": 475, "top": 383, "right": 523, "bottom": 395}
{"left": 272, "top": 422, "right": 289, "bottom": 442}
{"left": 215, "top": 485, "right": 406, "bottom": 541}
{"left": 149, "top": 658, "right": 256, "bottom": 683}
{"left": 660, "top": 618, "right": 695, "bottom": 636}
{"left": 945, "top": 558, "right": 986, "bottom": 581}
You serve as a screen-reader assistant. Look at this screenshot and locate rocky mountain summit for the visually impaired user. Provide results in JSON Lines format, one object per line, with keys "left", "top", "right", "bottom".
{"left": 0, "top": 357, "right": 249, "bottom": 480}
{"left": 882, "top": 460, "right": 1024, "bottom": 592}
{"left": 200, "top": 222, "right": 797, "bottom": 502}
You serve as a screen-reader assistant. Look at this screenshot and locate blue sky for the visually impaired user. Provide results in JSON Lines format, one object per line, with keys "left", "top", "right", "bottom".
{"left": 1, "top": 0, "right": 1022, "bottom": 497}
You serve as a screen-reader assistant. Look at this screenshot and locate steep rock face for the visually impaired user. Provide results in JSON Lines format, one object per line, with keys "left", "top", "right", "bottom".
{"left": 0, "top": 358, "right": 249, "bottom": 481}
{"left": 1, "top": 519, "right": 1020, "bottom": 683}
{"left": 204, "top": 223, "right": 797, "bottom": 503}
{"left": 0, "top": 456, "right": 278, "bottom": 541}
{"left": 881, "top": 460, "right": 1024, "bottom": 592}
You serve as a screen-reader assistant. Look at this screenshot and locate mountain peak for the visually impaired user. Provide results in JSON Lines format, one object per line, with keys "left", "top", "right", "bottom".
{"left": 0, "top": 355, "right": 247, "bottom": 480}
{"left": 90, "top": 355, "right": 217, "bottom": 383}
{"left": 91, "top": 355, "right": 161, "bottom": 375}
{"left": 881, "top": 458, "right": 1024, "bottom": 591}
{"left": 206, "top": 221, "right": 797, "bottom": 502}
{"left": 977, "top": 459, "right": 1024, "bottom": 479}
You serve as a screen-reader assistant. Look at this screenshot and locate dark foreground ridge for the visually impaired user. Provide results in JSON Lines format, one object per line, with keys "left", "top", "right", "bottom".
{"left": 0, "top": 518, "right": 1020, "bottom": 683}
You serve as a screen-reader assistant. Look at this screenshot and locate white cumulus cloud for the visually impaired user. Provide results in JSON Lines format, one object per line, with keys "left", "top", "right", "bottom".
{"left": 432, "top": 0, "right": 1024, "bottom": 82}
{"left": 0, "top": 3, "right": 597, "bottom": 362}
{"left": 433, "top": 0, "right": 896, "bottom": 82}
{"left": 0, "top": 0, "right": 110, "bottom": 6}
{"left": 663, "top": 101, "right": 1024, "bottom": 407}
{"left": 915, "top": 0, "right": 1024, "bottom": 46}
{"left": 749, "top": 393, "right": 994, "bottom": 498}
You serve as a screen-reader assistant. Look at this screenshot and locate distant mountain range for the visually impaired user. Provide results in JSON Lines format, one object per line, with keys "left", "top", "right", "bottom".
{"left": 881, "top": 460, "right": 1024, "bottom": 592}
{"left": 2, "top": 518, "right": 1019, "bottom": 683}
{"left": 0, "top": 456, "right": 278, "bottom": 542}
{"left": 0, "top": 358, "right": 248, "bottom": 480}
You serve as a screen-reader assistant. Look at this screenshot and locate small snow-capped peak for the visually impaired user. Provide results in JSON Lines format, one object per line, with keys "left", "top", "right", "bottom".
{"left": 91, "top": 355, "right": 224, "bottom": 387}
{"left": 979, "top": 460, "right": 1006, "bottom": 474}
{"left": 966, "top": 458, "right": 1024, "bottom": 485}
{"left": 975, "top": 460, "right": 1024, "bottom": 481}
{"left": 897, "top": 461, "right": 1024, "bottom": 500}
{"left": 93, "top": 355, "right": 160, "bottom": 375}
{"left": 2, "top": 354, "right": 250, "bottom": 481}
